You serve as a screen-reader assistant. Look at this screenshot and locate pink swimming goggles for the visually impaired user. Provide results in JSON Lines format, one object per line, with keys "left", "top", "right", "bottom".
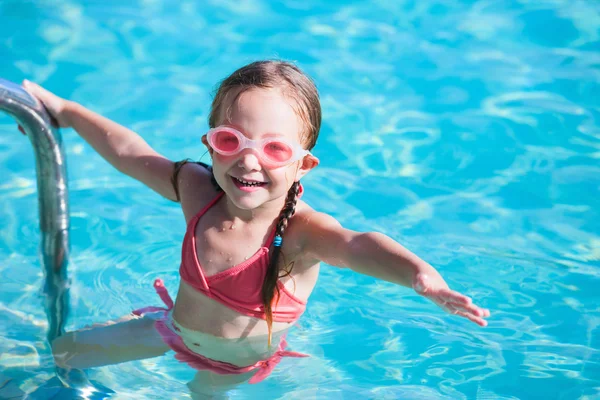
{"left": 206, "top": 126, "right": 311, "bottom": 168}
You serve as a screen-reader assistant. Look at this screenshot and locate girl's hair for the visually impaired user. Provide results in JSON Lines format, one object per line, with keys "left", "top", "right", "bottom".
{"left": 209, "top": 60, "right": 321, "bottom": 345}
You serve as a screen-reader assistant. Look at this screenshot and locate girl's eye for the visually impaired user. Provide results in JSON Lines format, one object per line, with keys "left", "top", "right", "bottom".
{"left": 215, "top": 132, "right": 240, "bottom": 151}
{"left": 218, "top": 132, "right": 237, "bottom": 141}
{"left": 266, "top": 142, "right": 287, "bottom": 152}
{"left": 264, "top": 142, "right": 293, "bottom": 161}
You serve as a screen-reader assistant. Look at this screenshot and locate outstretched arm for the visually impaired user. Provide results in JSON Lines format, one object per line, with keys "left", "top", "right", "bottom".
{"left": 21, "top": 80, "right": 180, "bottom": 201}
{"left": 300, "top": 212, "right": 490, "bottom": 326}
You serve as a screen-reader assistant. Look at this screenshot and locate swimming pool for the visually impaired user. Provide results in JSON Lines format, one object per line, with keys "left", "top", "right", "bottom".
{"left": 1, "top": 0, "right": 599, "bottom": 398}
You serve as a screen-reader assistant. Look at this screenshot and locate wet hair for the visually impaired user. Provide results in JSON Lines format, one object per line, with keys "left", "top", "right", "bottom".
{"left": 210, "top": 60, "right": 321, "bottom": 345}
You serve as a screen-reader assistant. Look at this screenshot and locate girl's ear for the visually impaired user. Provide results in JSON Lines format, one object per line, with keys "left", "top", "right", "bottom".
{"left": 294, "top": 154, "right": 319, "bottom": 181}
{"left": 201, "top": 135, "right": 213, "bottom": 155}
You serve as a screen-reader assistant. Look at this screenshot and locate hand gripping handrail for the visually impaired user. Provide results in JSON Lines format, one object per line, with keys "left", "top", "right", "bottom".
{"left": 0, "top": 78, "right": 70, "bottom": 343}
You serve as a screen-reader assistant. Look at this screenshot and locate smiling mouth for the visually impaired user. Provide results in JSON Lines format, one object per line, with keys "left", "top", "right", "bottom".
{"left": 232, "top": 176, "right": 267, "bottom": 187}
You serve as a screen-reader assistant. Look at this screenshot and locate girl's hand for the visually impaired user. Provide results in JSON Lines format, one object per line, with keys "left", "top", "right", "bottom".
{"left": 19, "top": 80, "right": 71, "bottom": 133}
{"left": 413, "top": 272, "right": 490, "bottom": 327}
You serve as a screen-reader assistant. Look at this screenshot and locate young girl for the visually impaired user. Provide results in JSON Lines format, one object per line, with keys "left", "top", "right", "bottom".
{"left": 21, "top": 60, "right": 490, "bottom": 397}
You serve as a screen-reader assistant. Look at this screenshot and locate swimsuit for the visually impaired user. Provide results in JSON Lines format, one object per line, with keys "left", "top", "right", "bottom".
{"left": 133, "top": 185, "right": 308, "bottom": 384}
{"left": 132, "top": 280, "right": 307, "bottom": 384}
{"left": 179, "top": 191, "right": 306, "bottom": 322}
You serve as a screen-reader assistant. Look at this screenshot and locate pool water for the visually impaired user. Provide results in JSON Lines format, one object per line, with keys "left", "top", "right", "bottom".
{"left": 1, "top": 0, "right": 599, "bottom": 398}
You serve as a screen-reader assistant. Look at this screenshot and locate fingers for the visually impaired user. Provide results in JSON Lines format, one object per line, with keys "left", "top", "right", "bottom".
{"left": 22, "top": 79, "right": 39, "bottom": 94}
{"left": 22, "top": 79, "right": 57, "bottom": 106}
{"left": 22, "top": 79, "right": 40, "bottom": 92}
{"left": 445, "top": 303, "right": 489, "bottom": 327}
{"left": 429, "top": 290, "right": 490, "bottom": 326}
{"left": 455, "top": 308, "right": 488, "bottom": 327}
{"left": 23, "top": 79, "right": 52, "bottom": 102}
{"left": 438, "top": 289, "right": 471, "bottom": 306}
{"left": 22, "top": 80, "right": 68, "bottom": 128}
{"left": 452, "top": 301, "right": 490, "bottom": 320}
{"left": 413, "top": 273, "right": 491, "bottom": 326}
{"left": 437, "top": 289, "right": 491, "bottom": 317}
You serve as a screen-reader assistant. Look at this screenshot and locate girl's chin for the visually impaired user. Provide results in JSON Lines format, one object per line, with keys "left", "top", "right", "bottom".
{"left": 225, "top": 184, "right": 269, "bottom": 208}
{"left": 229, "top": 195, "right": 269, "bottom": 211}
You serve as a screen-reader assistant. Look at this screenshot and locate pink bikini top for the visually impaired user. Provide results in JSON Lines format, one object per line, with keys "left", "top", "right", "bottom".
{"left": 179, "top": 192, "right": 307, "bottom": 323}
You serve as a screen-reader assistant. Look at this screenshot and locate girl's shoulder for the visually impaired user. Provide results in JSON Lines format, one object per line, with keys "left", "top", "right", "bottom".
{"left": 292, "top": 201, "right": 341, "bottom": 232}
{"left": 285, "top": 201, "right": 342, "bottom": 258}
{"left": 174, "top": 161, "right": 220, "bottom": 223}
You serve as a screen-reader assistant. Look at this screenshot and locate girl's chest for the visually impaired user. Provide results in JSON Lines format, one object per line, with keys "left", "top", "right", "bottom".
{"left": 192, "top": 220, "right": 272, "bottom": 277}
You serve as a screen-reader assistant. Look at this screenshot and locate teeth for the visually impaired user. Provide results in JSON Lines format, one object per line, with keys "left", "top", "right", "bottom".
{"left": 235, "top": 177, "right": 263, "bottom": 186}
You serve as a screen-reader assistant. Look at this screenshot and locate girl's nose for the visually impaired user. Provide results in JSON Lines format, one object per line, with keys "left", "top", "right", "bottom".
{"left": 237, "top": 150, "right": 262, "bottom": 170}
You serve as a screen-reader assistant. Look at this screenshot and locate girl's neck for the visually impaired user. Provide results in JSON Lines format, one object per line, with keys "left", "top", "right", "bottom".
{"left": 222, "top": 195, "right": 285, "bottom": 225}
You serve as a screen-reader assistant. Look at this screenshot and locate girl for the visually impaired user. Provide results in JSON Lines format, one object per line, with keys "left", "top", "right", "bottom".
{"left": 21, "top": 60, "right": 490, "bottom": 397}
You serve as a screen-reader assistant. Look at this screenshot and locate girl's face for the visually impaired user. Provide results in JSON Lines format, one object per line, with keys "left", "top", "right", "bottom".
{"left": 204, "top": 88, "right": 318, "bottom": 212}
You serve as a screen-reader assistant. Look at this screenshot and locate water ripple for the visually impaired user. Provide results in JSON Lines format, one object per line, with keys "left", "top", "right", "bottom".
{"left": 1, "top": 0, "right": 599, "bottom": 398}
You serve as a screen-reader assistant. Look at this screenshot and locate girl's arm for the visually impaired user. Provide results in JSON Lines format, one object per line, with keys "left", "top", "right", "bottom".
{"left": 300, "top": 212, "right": 490, "bottom": 326}
{"left": 21, "top": 80, "right": 182, "bottom": 201}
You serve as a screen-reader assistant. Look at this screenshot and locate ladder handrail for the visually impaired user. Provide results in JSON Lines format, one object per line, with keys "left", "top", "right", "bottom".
{"left": 0, "top": 78, "right": 70, "bottom": 342}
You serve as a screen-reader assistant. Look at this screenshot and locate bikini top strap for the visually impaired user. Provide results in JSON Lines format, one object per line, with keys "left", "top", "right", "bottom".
{"left": 188, "top": 191, "right": 225, "bottom": 228}
{"left": 184, "top": 192, "right": 224, "bottom": 292}
{"left": 171, "top": 160, "right": 219, "bottom": 202}
{"left": 171, "top": 159, "right": 192, "bottom": 202}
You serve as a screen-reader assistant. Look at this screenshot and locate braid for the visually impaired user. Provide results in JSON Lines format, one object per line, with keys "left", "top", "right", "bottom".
{"left": 262, "top": 181, "right": 301, "bottom": 346}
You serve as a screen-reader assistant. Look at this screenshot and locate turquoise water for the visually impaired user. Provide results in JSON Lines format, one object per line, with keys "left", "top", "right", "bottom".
{"left": 1, "top": 0, "right": 599, "bottom": 398}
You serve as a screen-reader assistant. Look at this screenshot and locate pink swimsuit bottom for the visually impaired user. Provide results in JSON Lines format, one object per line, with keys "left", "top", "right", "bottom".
{"left": 132, "top": 279, "right": 308, "bottom": 384}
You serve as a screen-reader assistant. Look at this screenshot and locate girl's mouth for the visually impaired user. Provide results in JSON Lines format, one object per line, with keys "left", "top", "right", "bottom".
{"left": 231, "top": 176, "right": 268, "bottom": 191}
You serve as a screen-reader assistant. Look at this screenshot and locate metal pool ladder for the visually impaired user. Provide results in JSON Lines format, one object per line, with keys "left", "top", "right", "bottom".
{"left": 0, "top": 78, "right": 70, "bottom": 344}
{"left": 1, "top": 79, "right": 116, "bottom": 398}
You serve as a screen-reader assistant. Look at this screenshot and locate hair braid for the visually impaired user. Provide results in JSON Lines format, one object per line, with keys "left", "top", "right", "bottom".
{"left": 262, "top": 181, "right": 301, "bottom": 346}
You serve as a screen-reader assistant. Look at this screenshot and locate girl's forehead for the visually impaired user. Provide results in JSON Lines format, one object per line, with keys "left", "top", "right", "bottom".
{"left": 222, "top": 88, "right": 304, "bottom": 141}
